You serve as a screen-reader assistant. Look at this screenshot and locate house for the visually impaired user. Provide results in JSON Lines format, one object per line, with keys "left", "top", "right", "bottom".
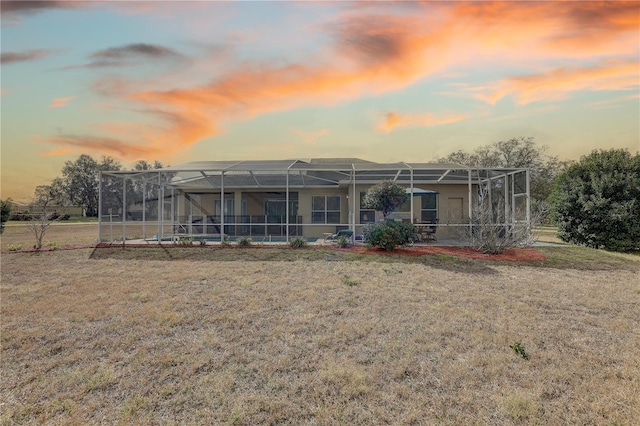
{"left": 98, "top": 158, "right": 530, "bottom": 243}
{"left": 8, "top": 200, "right": 85, "bottom": 219}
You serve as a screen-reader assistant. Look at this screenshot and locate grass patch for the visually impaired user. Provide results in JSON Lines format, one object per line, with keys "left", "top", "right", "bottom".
{"left": 1, "top": 224, "right": 638, "bottom": 423}
{"left": 1, "top": 247, "right": 638, "bottom": 424}
{"left": 536, "top": 246, "right": 640, "bottom": 271}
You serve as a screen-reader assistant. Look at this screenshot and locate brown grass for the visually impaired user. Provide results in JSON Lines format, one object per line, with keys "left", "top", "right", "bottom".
{"left": 1, "top": 225, "right": 639, "bottom": 425}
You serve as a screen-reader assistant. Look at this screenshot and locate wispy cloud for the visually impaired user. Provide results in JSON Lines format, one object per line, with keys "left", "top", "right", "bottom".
{"left": 66, "top": 43, "right": 185, "bottom": 69}
{"left": 0, "top": 49, "right": 51, "bottom": 64}
{"left": 0, "top": 1, "right": 91, "bottom": 25}
{"left": 379, "top": 111, "right": 468, "bottom": 133}
{"left": 292, "top": 128, "right": 329, "bottom": 145}
{"left": 40, "top": 147, "right": 71, "bottom": 157}
{"left": 45, "top": 134, "right": 159, "bottom": 159}
{"left": 587, "top": 93, "right": 640, "bottom": 110}
{"left": 0, "top": 1, "right": 87, "bottom": 15}
{"left": 49, "top": 96, "right": 74, "bottom": 108}
{"left": 473, "top": 60, "right": 639, "bottom": 105}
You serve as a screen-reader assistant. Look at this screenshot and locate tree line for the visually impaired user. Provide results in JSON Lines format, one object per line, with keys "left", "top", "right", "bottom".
{"left": 35, "top": 155, "right": 164, "bottom": 217}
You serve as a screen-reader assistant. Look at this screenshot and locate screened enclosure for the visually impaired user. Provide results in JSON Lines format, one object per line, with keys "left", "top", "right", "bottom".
{"left": 98, "top": 159, "right": 530, "bottom": 243}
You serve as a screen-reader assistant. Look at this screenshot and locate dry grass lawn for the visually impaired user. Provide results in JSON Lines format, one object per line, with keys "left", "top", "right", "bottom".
{"left": 1, "top": 224, "right": 639, "bottom": 425}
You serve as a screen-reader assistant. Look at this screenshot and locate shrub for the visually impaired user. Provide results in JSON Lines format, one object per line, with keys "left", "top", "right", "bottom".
{"left": 0, "top": 199, "right": 11, "bottom": 234}
{"left": 289, "top": 236, "right": 307, "bottom": 249}
{"left": 177, "top": 236, "right": 194, "bottom": 245}
{"left": 7, "top": 244, "right": 22, "bottom": 251}
{"left": 363, "top": 220, "right": 417, "bottom": 251}
{"left": 462, "top": 204, "right": 537, "bottom": 254}
{"left": 551, "top": 149, "right": 640, "bottom": 252}
{"left": 336, "top": 235, "right": 350, "bottom": 248}
{"left": 45, "top": 241, "right": 59, "bottom": 250}
{"left": 237, "top": 236, "right": 252, "bottom": 247}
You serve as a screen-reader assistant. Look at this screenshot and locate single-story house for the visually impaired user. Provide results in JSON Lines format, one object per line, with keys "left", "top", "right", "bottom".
{"left": 98, "top": 158, "right": 530, "bottom": 243}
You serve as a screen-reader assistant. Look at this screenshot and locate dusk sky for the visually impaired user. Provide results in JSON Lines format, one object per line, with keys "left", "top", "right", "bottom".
{"left": 1, "top": 1, "right": 639, "bottom": 201}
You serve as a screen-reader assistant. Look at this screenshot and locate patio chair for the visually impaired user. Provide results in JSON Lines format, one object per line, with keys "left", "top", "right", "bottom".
{"left": 324, "top": 229, "right": 354, "bottom": 243}
{"left": 420, "top": 220, "right": 438, "bottom": 242}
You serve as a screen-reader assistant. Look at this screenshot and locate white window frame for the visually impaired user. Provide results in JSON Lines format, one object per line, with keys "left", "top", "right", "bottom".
{"left": 312, "top": 195, "right": 341, "bottom": 224}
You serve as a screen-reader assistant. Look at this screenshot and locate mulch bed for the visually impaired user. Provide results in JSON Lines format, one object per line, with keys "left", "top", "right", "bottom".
{"left": 7, "top": 242, "right": 547, "bottom": 262}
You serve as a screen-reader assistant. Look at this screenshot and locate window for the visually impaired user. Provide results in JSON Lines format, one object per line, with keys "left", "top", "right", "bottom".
{"left": 312, "top": 195, "right": 341, "bottom": 224}
{"left": 264, "top": 199, "right": 298, "bottom": 222}
{"left": 359, "top": 192, "right": 375, "bottom": 223}
{"left": 421, "top": 194, "right": 438, "bottom": 223}
{"left": 214, "top": 199, "right": 234, "bottom": 217}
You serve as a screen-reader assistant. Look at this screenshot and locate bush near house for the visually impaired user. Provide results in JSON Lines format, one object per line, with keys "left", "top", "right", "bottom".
{"left": 363, "top": 220, "right": 418, "bottom": 251}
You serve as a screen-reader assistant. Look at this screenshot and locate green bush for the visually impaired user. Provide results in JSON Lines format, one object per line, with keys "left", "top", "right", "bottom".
{"left": 0, "top": 199, "right": 11, "bottom": 234}
{"left": 237, "top": 236, "right": 252, "bottom": 247}
{"left": 363, "top": 220, "right": 417, "bottom": 251}
{"left": 289, "top": 236, "right": 307, "bottom": 249}
{"left": 551, "top": 149, "right": 640, "bottom": 252}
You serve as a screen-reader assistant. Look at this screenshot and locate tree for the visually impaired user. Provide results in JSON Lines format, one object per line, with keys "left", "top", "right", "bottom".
{"left": 362, "top": 180, "right": 409, "bottom": 220}
{"left": 0, "top": 199, "right": 12, "bottom": 234}
{"left": 61, "top": 154, "right": 121, "bottom": 216}
{"left": 439, "top": 137, "right": 569, "bottom": 207}
{"left": 361, "top": 181, "right": 416, "bottom": 250}
{"left": 134, "top": 160, "right": 164, "bottom": 171}
{"left": 26, "top": 185, "right": 58, "bottom": 249}
{"left": 551, "top": 149, "right": 640, "bottom": 252}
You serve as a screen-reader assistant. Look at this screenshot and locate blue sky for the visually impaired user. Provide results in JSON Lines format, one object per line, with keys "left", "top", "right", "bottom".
{"left": 1, "top": 1, "right": 639, "bottom": 201}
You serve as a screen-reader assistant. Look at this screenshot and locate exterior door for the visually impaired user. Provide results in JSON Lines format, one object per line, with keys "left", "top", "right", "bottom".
{"left": 447, "top": 197, "right": 464, "bottom": 224}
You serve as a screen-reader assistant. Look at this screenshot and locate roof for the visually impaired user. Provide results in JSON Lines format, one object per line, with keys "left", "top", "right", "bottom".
{"left": 101, "top": 158, "right": 527, "bottom": 189}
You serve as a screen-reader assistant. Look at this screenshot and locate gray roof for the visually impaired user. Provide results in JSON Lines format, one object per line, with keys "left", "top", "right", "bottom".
{"left": 102, "top": 158, "right": 527, "bottom": 189}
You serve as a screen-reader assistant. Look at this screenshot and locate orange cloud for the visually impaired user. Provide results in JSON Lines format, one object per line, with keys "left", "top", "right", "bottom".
{"left": 473, "top": 60, "right": 639, "bottom": 105}
{"left": 49, "top": 96, "right": 74, "bottom": 108}
{"left": 45, "top": 134, "right": 159, "bottom": 159}
{"left": 380, "top": 111, "right": 468, "bottom": 133}
{"left": 448, "top": 1, "right": 639, "bottom": 59}
{"left": 39, "top": 147, "right": 71, "bottom": 157}
{"left": 45, "top": 1, "right": 639, "bottom": 159}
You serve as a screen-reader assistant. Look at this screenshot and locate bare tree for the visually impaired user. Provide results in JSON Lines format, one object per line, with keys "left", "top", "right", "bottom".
{"left": 462, "top": 183, "right": 543, "bottom": 254}
{"left": 26, "top": 185, "right": 58, "bottom": 250}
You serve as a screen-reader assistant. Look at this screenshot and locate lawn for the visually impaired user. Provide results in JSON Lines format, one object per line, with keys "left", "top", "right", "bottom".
{"left": 1, "top": 225, "right": 639, "bottom": 425}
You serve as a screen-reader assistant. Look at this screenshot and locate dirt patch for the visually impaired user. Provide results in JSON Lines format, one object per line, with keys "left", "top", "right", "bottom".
{"left": 331, "top": 245, "right": 547, "bottom": 262}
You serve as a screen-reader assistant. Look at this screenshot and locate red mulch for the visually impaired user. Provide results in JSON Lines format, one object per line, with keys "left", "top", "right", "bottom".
{"left": 7, "top": 242, "right": 546, "bottom": 262}
{"left": 330, "top": 245, "right": 546, "bottom": 262}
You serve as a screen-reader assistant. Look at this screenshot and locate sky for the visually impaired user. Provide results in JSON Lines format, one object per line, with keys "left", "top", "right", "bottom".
{"left": 1, "top": 0, "right": 639, "bottom": 202}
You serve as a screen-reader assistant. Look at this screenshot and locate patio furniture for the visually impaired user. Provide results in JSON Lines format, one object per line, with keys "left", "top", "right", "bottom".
{"left": 418, "top": 221, "right": 438, "bottom": 242}
{"left": 324, "top": 229, "right": 354, "bottom": 243}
